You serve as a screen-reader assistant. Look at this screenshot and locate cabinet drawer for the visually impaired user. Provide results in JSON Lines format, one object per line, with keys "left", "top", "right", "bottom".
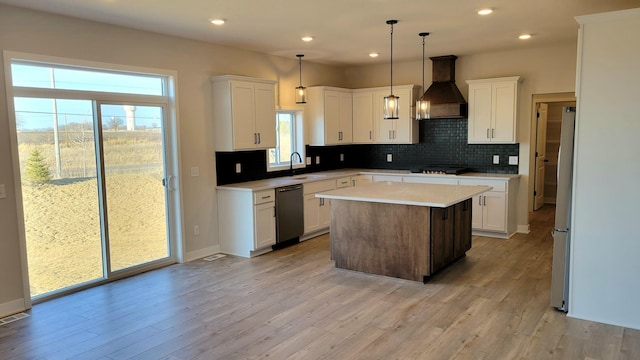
{"left": 459, "top": 179, "right": 506, "bottom": 192}
{"left": 336, "top": 177, "right": 351, "bottom": 188}
{"left": 303, "top": 179, "right": 336, "bottom": 194}
{"left": 254, "top": 189, "right": 275, "bottom": 205}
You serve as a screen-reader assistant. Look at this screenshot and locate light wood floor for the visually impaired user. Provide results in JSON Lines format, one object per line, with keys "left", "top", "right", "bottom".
{"left": 1, "top": 205, "right": 639, "bottom": 359}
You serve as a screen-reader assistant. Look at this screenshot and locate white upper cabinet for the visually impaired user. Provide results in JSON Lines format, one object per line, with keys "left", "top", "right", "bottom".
{"left": 466, "top": 76, "right": 521, "bottom": 144}
{"left": 373, "top": 85, "right": 420, "bottom": 144}
{"left": 352, "top": 90, "right": 375, "bottom": 143}
{"left": 211, "top": 75, "right": 277, "bottom": 151}
{"left": 307, "top": 87, "right": 353, "bottom": 145}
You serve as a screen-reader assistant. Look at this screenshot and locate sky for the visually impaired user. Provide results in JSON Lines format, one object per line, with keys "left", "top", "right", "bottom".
{"left": 11, "top": 63, "right": 165, "bottom": 131}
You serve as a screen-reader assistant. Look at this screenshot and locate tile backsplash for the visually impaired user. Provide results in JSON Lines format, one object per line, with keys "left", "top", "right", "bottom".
{"left": 216, "top": 118, "right": 519, "bottom": 185}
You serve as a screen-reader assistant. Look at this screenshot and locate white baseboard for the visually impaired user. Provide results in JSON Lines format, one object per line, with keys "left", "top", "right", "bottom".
{"left": 517, "top": 224, "right": 531, "bottom": 234}
{"left": 185, "top": 245, "right": 221, "bottom": 263}
{"left": 0, "top": 298, "right": 27, "bottom": 318}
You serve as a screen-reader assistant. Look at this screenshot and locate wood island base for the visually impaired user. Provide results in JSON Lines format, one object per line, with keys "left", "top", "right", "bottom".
{"left": 329, "top": 198, "right": 472, "bottom": 282}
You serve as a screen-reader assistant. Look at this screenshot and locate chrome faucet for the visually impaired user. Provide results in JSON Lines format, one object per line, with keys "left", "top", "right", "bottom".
{"left": 290, "top": 151, "right": 302, "bottom": 175}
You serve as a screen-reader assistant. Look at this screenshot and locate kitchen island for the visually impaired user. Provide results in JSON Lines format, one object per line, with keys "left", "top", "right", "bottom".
{"left": 316, "top": 182, "right": 491, "bottom": 282}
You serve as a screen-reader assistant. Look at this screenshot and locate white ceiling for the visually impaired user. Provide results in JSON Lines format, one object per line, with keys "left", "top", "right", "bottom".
{"left": 1, "top": 0, "right": 638, "bottom": 65}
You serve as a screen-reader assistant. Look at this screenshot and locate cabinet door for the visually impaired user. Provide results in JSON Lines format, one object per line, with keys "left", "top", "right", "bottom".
{"left": 318, "top": 198, "right": 331, "bottom": 229}
{"left": 430, "top": 206, "right": 454, "bottom": 273}
{"left": 467, "top": 82, "right": 492, "bottom": 143}
{"left": 324, "top": 92, "right": 341, "bottom": 144}
{"left": 454, "top": 199, "right": 472, "bottom": 258}
{"left": 353, "top": 92, "right": 374, "bottom": 143}
{"left": 483, "top": 191, "right": 507, "bottom": 232}
{"left": 351, "top": 175, "right": 373, "bottom": 186}
{"left": 374, "top": 90, "right": 395, "bottom": 143}
{"left": 254, "top": 82, "right": 276, "bottom": 148}
{"left": 338, "top": 92, "right": 353, "bottom": 143}
{"left": 392, "top": 88, "right": 414, "bottom": 143}
{"left": 230, "top": 81, "right": 256, "bottom": 149}
{"left": 372, "top": 175, "right": 403, "bottom": 183}
{"left": 303, "top": 194, "right": 321, "bottom": 234}
{"left": 491, "top": 81, "right": 517, "bottom": 143}
{"left": 254, "top": 202, "right": 276, "bottom": 249}
{"left": 470, "top": 194, "right": 483, "bottom": 230}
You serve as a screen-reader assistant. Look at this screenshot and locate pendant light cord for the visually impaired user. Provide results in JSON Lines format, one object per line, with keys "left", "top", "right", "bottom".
{"left": 390, "top": 22, "right": 394, "bottom": 95}
{"left": 421, "top": 35, "right": 425, "bottom": 93}
{"left": 297, "top": 55, "right": 303, "bottom": 87}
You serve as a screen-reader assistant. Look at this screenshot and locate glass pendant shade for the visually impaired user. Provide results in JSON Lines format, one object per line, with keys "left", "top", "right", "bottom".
{"left": 416, "top": 98, "right": 430, "bottom": 120}
{"left": 384, "top": 20, "right": 399, "bottom": 120}
{"left": 295, "top": 85, "right": 306, "bottom": 104}
{"left": 416, "top": 32, "right": 431, "bottom": 120}
{"left": 384, "top": 95, "right": 399, "bottom": 119}
{"left": 295, "top": 54, "right": 307, "bottom": 104}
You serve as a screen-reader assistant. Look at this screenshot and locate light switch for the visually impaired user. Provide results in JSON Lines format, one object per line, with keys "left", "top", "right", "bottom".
{"left": 235, "top": 163, "right": 242, "bottom": 173}
{"left": 493, "top": 155, "right": 500, "bottom": 164}
{"left": 340, "top": 153, "right": 344, "bottom": 162}
{"left": 191, "top": 167, "right": 200, "bottom": 177}
{"left": 0, "top": 184, "right": 5, "bottom": 199}
{"left": 316, "top": 156, "right": 320, "bottom": 165}
{"left": 509, "top": 156, "right": 519, "bottom": 165}
{"left": 386, "top": 154, "right": 393, "bottom": 162}
{"left": 306, "top": 157, "right": 311, "bottom": 165}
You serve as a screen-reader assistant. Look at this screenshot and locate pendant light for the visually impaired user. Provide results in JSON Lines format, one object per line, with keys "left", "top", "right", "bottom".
{"left": 416, "top": 32, "right": 431, "bottom": 120}
{"left": 295, "top": 54, "right": 307, "bottom": 104}
{"left": 383, "top": 20, "right": 399, "bottom": 120}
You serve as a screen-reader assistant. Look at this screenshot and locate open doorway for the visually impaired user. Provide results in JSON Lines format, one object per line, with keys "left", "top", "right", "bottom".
{"left": 529, "top": 93, "right": 576, "bottom": 212}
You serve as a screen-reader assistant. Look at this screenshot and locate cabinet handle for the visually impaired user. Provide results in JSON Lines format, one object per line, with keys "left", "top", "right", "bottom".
{"left": 479, "top": 196, "right": 482, "bottom": 206}
{"left": 389, "top": 130, "right": 392, "bottom": 139}
{"left": 261, "top": 195, "right": 271, "bottom": 200}
{"left": 319, "top": 198, "right": 324, "bottom": 206}
{"left": 254, "top": 133, "right": 258, "bottom": 144}
{"left": 492, "top": 128, "right": 495, "bottom": 138}
{"left": 352, "top": 179, "right": 356, "bottom": 186}
{"left": 486, "top": 128, "right": 490, "bottom": 139}
{"left": 369, "top": 131, "right": 372, "bottom": 140}
{"left": 393, "top": 130, "right": 397, "bottom": 139}
{"left": 257, "top": 133, "right": 261, "bottom": 144}
{"left": 273, "top": 206, "right": 276, "bottom": 217}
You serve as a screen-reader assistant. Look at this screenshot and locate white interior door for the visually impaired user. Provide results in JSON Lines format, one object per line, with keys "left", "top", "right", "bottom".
{"left": 534, "top": 103, "right": 548, "bottom": 210}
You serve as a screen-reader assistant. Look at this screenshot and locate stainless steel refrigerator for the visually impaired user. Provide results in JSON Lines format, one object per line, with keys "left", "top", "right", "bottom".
{"left": 550, "top": 106, "right": 576, "bottom": 312}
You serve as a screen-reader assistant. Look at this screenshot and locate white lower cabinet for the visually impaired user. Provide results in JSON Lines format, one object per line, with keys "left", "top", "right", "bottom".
{"left": 217, "top": 188, "right": 275, "bottom": 257}
{"left": 303, "top": 179, "right": 336, "bottom": 237}
{"left": 351, "top": 174, "right": 373, "bottom": 186}
{"left": 459, "top": 178, "right": 517, "bottom": 238}
{"left": 402, "top": 176, "right": 459, "bottom": 185}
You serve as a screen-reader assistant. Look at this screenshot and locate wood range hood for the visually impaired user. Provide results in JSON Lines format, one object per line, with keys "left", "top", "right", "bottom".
{"left": 422, "top": 55, "right": 468, "bottom": 119}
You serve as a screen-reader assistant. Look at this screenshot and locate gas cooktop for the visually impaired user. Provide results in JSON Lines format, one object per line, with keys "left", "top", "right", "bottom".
{"left": 409, "top": 166, "right": 470, "bottom": 175}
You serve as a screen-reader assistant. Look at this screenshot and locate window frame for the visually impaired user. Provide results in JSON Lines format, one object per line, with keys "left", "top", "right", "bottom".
{"left": 267, "top": 108, "right": 306, "bottom": 172}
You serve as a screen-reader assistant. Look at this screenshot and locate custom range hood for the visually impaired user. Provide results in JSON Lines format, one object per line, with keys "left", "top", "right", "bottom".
{"left": 422, "top": 55, "right": 467, "bottom": 119}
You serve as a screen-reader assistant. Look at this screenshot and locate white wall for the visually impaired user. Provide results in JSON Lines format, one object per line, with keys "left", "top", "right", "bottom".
{"left": 345, "top": 43, "right": 579, "bottom": 234}
{"left": 570, "top": 8, "right": 640, "bottom": 330}
{"left": 0, "top": 4, "right": 347, "bottom": 315}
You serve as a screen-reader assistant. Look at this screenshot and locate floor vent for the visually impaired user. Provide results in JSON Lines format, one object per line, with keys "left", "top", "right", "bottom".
{"left": 0, "top": 312, "right": 30, "bottom": 325}
{"left": 203, "top": 254, "right": 226, "bottom": 261}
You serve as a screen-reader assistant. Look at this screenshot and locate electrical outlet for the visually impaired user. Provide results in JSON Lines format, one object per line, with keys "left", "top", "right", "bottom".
{"left": 316, "top": 156, "right": 320, "bottom": 165}
{"left": 306, "top": 157, "right": 311, "bottom": 165}
{"left": 0, "top": 184, "right": 5, "bottom": 199}
{"left": 193, "top": 225, "right": 200, "bottom": 236}
{"left": 340, "top": 153, "right": 344, "bottom": 162}
{"left": 191, "top": 166, "right": 200, "bottom": 177}
{"left": 235, "top": 163, "right": 242, "bottom": 173}
{"left": 509, "top": 156, "right": 519, "bottom": 165}
{"left": 386, "top": 154, "right": 393, "bottom": 162}
{"left": 493, "top": 155, "right": 500, "bottom": 164}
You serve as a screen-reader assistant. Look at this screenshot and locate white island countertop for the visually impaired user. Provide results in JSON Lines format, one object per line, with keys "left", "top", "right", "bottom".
{"left": 316, "top": 182, "right": 491, "bottom": 208}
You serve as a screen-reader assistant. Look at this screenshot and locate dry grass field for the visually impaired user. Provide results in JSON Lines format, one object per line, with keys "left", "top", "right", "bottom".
{"left": 18, "top": 130, "right": 168, "bottom": 297}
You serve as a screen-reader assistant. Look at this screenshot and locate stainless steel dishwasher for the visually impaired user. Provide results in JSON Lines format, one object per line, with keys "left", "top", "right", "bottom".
{"left": 275, "top": 184, "right": 304, "bottom": 246}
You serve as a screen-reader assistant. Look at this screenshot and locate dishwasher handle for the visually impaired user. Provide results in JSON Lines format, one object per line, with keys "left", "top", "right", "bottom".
{"left": 277, "top": 185, "right": 303, "bottom": 192}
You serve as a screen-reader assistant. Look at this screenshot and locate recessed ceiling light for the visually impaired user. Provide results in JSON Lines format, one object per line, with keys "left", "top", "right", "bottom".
{"left": 369, "top": 52, "right": 379, "bottom": 58}
{"left": 519, "top": 34, "right": 532, "bottom": 40}
{"left": 302, "top": 36, "right": 314, "bottom": 42}
{"left": 210, "top": 19, "right": 225, "bottom": 26}
{"left": 478, "top": 9, "right": 493, "bottom": 15}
